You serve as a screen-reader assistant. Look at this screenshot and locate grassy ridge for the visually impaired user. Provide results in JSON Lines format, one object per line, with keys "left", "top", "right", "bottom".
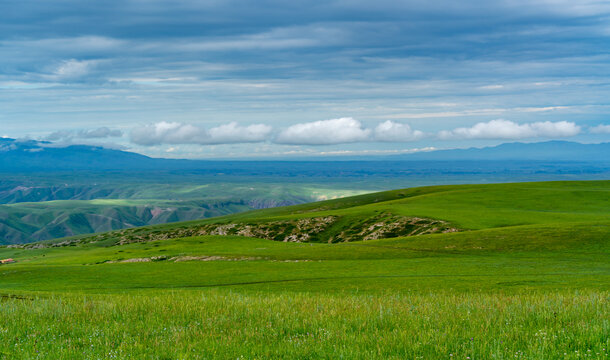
{"left": 0, "top": 181, "right": 607, "bottom": 294}
{"left": 0, "top": 180, "right": 608, "bottom": 358}
{"left": 32, "top": 180, "right": 607, "bottom": 247}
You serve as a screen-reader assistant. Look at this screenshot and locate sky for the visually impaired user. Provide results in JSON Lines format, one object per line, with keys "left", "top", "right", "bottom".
{"left": 1, "top": 0, "right": 610, "bottom": 159}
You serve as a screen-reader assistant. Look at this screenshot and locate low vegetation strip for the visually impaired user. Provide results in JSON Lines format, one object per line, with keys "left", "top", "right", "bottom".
{"left": 104, "top": 255, "right": 265, "bottom": 263}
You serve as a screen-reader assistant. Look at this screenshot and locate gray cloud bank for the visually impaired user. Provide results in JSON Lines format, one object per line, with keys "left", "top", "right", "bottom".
{"left": 4, "top": 0, "right": 610, "bottom": 156}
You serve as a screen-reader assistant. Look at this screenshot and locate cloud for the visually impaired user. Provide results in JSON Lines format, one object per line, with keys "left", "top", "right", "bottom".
{"left": 172, "top": 26, "right": 348, "bottom": 52}
{"left": 438, "top": 119, "right": 580, "bottom": 140}
{"left": 45, "top": 127, "right": 123, "bottom": 141}
{"left": 54, "top": 59, "right": 92, "bottom": 78}
{"left": 2, "top": 0, "right": 610, "bottom": 157}
{"left": 45, "top": 130, "right": 74, "bottom": 141}
{"left": 590, "top": 124, "right": 610, "bottom": 134}
{"left": 44, "top": 59, "right": 100, "bottom": 81}
{"left": 130, "top": 121, "right": 272, "bottom": 145}
{"left": 130, "top": 122, "right": 204, "bottom": 146}
{"left": 374, "top": 120, "right": 425, "bottom": 142}
{"left": 78, "top": 127, "right": 123, "bottom": 138}
{"left": 131, "top": 118, "right": 429, "bottom": 146}
{"left": 275, "top": 117, "right": 371, "bottom": 145}
{"left": 207, "top": 122, "right": 272, "bottom": 143}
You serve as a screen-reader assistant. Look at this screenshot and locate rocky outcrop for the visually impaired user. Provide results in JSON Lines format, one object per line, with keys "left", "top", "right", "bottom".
{"left": 327, "top": 213, "right": 458, "bottom": 243}
{"left": 114, "top": 216, "right": 338, "bottom": 245}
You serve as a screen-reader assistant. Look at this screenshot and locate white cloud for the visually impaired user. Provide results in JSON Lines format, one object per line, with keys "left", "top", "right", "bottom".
{"left": 50, "top": 59, "right": 97, "bottom": 80}
{"left": 130, "top": 122, "right": 209, "bottom": 145}
{"left": 131, "top": 118, "right": 425, "bottom": 146}
{"left": 207, "top": 122, "right": 272, "bottom": 144}
{"left": 528, "top": 121, "right": 580, "bottom": 137}
{"left": 310, "top": 147, "right": 437, "bottom": 156}
{"left": 5, "top": 36, "right": 123, "bottom": 53}
{"left": 45, "top": 130, "right": 73, "bottom": 141}
{"left": 438, "top": 119, "right": 580, "bottom": 140}
{"left": 130, "top": 121, "right": 272, "bottom": 146}
{"left": 171, "top": 25, "right": 348, "bottom": 52}
{"left": 479, "top": 84, "right": 504, "bottom": 90}
{"left": 374, "top": 120, "right": 425, "bottom": 142}
{"left": 590, "top": 124, "right": 610, "bottom": 134}
{"left": 45, "top": 127, "right": 123, "bottom": 141}
{"left": 77, "top": 127, "right": 123, "bottom": 139}
{"left": 275, "top": 117, "right": 371, "bottom": 145}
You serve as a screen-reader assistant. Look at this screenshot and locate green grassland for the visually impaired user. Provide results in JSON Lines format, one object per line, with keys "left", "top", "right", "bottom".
{"left": 0, "top": 180, "right": 608, "bottom": 358}
{"left": 5, "top": 161, "right": 607, "bottom": 245}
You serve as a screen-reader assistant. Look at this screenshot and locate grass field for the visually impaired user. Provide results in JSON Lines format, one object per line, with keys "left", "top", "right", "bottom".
{"left": 0, "top": 180, "right": 608, "bottom": 358}
{"left": 1, "top": 291, "right": 607, "bottom": 359}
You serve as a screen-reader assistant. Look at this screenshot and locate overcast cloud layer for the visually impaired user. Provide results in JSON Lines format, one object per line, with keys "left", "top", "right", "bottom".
{"left": 1, "top": 0, "right": 609, "bottom": 158}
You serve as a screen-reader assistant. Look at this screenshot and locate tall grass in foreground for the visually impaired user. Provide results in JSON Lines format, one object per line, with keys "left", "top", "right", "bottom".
{"left": 0, "top": 291, "right": 607, "bottom": 359}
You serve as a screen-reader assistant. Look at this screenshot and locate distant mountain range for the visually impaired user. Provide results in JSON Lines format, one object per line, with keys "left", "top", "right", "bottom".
{"left": 0, "top": 138, "right": 169, "bottom": 171}
{"left": 1, "top": 138, "right": 609, "bottom": 172}
{"left": 396, "top": 141, "right": 610, "bottom": 162}
{"left": 1, "top": 137, "right": 609, "bottom": 244}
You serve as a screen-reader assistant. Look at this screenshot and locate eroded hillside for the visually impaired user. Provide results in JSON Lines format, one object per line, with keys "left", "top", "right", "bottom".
{"left": 15, "top": 212, "right": 458, "bottom": 248}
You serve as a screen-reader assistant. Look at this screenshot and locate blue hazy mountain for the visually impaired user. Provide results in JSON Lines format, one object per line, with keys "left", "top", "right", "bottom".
{"left": 1, "top": 138, "right": 608, "bottom": 173}
{"left": 0, "top": 138, "right": 183, "bottom": 171}
{"left": 395, "top": 141, "right": 610, "bottom": 162}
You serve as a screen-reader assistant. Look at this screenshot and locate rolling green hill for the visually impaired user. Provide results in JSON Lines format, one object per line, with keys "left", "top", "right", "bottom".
{"left": 14, "top": 179, "right": 609, "bottom": 249}
{"left": 4, "top": 155, "right": 610, "bottom": 245}
{"left": 0, "top": 180, "right": 608, "bottom": 358}
{"left": 0, "top": 181, "right": 371, "bottom": 244}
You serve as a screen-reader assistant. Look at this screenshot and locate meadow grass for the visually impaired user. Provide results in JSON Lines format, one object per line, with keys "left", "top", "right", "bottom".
{"left": 0, "top": 181, "right": 608, "bottom": 358}
{"left": 0, "top": 291, "right": 607, "bottom": 359}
